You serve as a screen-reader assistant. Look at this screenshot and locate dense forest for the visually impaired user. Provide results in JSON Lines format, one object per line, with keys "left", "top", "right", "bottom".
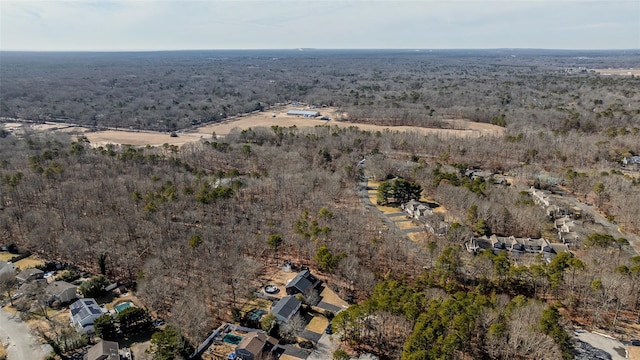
{"left": 1, "top": 50, "right": 639, "bottom": 133}
{"left": 1, "top": 50, "right": 640, "bottom": 359}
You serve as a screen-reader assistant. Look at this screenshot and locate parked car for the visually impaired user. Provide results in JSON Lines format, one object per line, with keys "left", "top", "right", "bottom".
{"left": 631, "top": 339, "right": 640, "bottom": 346}
{"left": 325, "top": 323, "right": 333, "bottom": 334}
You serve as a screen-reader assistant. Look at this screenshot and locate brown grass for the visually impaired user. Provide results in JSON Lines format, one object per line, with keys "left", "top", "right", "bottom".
{"left": 306, "top": 316, "right": 329, "bottom": 334}
{"left": 14, "top": 255, "right": 45, "bottom": 270}
{"left": 83, "top": 130, "right": 199, "bottom": 147}
{"left": 395, "top": 220, "right": 422, "bottom": 231}
{"left": 593, "top": 68, "right": 640, "bottom": 76}
{"left": 319, "top": 286, "right": 349, "bottom": 309}
{"left": 0, "top": 342, "right": 6, "bottom": 360}
{"left": 629, "top": 346, "right": 640, "bottom": 360}
{"left": 0, "top": 253, "right": 13, "bottom": 262}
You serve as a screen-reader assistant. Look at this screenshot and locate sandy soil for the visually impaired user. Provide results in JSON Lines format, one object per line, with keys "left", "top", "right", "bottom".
{"left": 593, "top": 69, "right": 640, "bottom": 76}
{"left": 629, "top": 346, "right": 640, "bottom": 360}
{"left": 83, "top": 130, "right": 201, "bottom": 147}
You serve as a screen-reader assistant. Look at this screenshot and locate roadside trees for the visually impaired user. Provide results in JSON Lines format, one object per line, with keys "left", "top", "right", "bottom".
{"left": 150, "top": 325, "right": 187, "bottom": 360}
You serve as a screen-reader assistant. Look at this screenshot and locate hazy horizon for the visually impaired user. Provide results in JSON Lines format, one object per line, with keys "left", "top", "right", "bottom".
{"left": 2, "top": 1, "right": 638, "bottom": 52}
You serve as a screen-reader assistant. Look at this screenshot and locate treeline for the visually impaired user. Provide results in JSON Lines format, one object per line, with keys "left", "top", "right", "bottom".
{"left": 1, "top": 50, "right": 639, "bottom": 135}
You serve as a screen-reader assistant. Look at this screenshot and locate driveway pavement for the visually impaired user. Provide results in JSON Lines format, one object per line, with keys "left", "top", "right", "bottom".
{"left": 0, "top": 308, "right": 52, "bottom": 360}
{"left": 575, "top": 331, "right": 627, "bottom": 360}
{"left": 307, "top": 333, "right": 338, "bottom": 360}
{"left": 560, "top": 195, "right": 640, "bottom": 255}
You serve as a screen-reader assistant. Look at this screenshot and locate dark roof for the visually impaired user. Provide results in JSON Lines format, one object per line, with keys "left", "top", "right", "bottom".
{"left": 271, "top": 295, "right": 301, "bottom": 323}
{"left": 286, "top": 270, "right": 320, "bottom": 294}
{"left": 86, "top": 340, "right": 119, "bottom": 360}
{"left": 70, "top": 298, "right": 103, "bottom": 323}
{"left": 236, "top": 331, "right": 277, "bottom": 358}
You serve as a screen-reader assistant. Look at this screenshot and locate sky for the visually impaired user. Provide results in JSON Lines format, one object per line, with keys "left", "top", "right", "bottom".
{"left": 1, "top": 0, "right": 639, "bottom": 51}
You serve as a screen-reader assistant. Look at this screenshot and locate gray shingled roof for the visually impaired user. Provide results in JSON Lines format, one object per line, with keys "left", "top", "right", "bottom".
{"left": 271, "top": 295, "right": 301, "bottom": 323}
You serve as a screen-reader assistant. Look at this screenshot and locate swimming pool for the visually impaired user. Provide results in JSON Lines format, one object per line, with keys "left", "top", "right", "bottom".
{"left": 114, "top": 301, "right": 134, "bottom": 313}
{"left": 222, "top": 334, "right": 243, "bottom": 345}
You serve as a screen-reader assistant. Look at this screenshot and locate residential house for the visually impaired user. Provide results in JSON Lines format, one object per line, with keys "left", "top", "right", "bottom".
{"left": 234, "top": 331, "right": 278, "bottom": 360}
{"left": 86, "top": 340, "right": 119, "bottom": 360}
{"left": 285, "top": 270, "right": 321, "bottom": 297}
{"left": 46, "top": 281, "right": 77, "bottom": 305}
{"left": 15, "top": 268, "right": 44, "bottom": 283}
{"left": 69, "top": 298, "right": 106, "bottom": 334}
{"left": 555, "top": 217, "right": 580, "bottom": 244}
{"left": 529, "top": 187, "right": 551, "bottom": 207}
{"left": 622, "top": 156, "right": 640, "bottom": 168}
{"left": 402, "top": 200, "right": 433, "bottom": 219}
{"left": 271, "top": 295, "right": 301, "bottom": 323}
{"left": 0, "top": 261, "right": 15, "bottom": 281}
{"left": 468, "top": 235, "right": 564, "bottom": 259}
{"left": 402, "top": 200, "right": 422, "bottom": 217}
{"left": 465, "top": 169, "right": 494, "bottom": 182}
{"left": 423, "top": 213, "right": 449, "bottom": 236}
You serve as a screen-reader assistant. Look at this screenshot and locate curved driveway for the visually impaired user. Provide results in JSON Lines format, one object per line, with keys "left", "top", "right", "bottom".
{"left": 0, "top": 308, "right": 52, "bottom": 360}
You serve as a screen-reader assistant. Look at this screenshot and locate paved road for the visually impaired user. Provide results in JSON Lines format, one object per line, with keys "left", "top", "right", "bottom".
{"left": 575, "top": 331, "right": 627, "bottom": 360}
{"left": 560, "top": 195, "right": 640, "bottom": 255}
{"left": 0, "top": 308, "right": 52, "bottom": 360}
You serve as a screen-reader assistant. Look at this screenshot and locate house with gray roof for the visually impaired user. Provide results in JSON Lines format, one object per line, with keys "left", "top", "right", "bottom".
{"left": 16, "top": 268, "right": 44, "bottom": 283}
{"left": 69, "top": 298, "right": 105, "bottom": 334}
{"left": 86, "top": 340, "right": 119, "bottom": 360}
{"left": 46, "top": 281, "right": 77, "bottom": 305}
{"left": 285, "top": 270, "right": 321, "bottom": 297}
{"left": 271, "top": 295, "right": 301, "bottom": 323}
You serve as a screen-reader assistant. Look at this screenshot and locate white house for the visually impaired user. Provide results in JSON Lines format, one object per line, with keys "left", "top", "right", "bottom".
{"left": 69, "top": 298, "right": 105, "bottom": 334}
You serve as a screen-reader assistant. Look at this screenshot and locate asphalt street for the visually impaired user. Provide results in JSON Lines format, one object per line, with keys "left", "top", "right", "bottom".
{"left": 0, "top": 308, "right": 52, "bottom": 360}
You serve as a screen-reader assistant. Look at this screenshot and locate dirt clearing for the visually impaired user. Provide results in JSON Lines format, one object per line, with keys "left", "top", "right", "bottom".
{"left": 593, "top": 68, "right": 640, "bottom": 76}
{"left": 189, "top": 106, "right": 504, "bottom": 139}
{"left": 83, "top": 130, "right": 201, "bottom": 147}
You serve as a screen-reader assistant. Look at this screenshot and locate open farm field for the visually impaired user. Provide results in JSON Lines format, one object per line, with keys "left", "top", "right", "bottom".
{"left": 189, "top": 107, "right": 504, "bottom": 139}
{"left": 593, "top": 68, "right": 640, "bottom": 76}
{"left": 83, "top": 130, "right": 202, "bottom": 147}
